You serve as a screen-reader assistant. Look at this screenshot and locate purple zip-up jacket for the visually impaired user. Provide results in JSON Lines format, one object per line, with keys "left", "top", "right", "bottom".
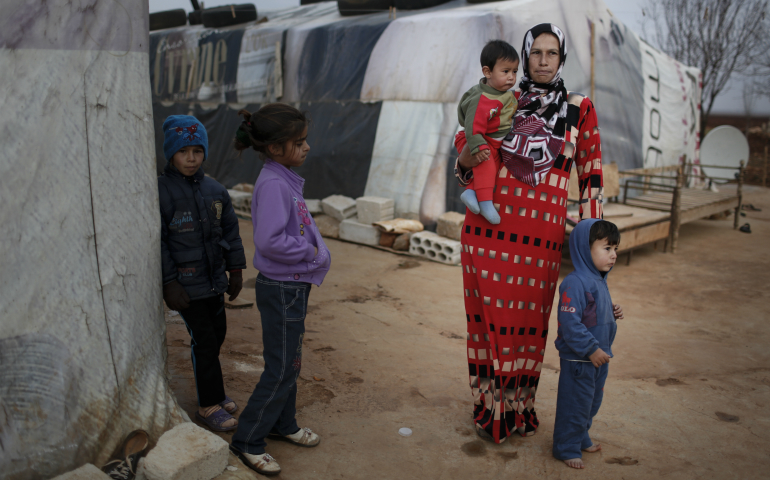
{"left": 252, "top": 160, "right": 331, "bottom": 285}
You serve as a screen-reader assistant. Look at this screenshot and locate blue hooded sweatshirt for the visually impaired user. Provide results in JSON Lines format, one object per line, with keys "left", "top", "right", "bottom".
{"left": 554, "top": 218, "right": 617, "bottom": 361}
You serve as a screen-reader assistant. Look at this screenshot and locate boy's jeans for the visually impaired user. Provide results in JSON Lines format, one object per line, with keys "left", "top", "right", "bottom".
{"left": 231, "top": 273, "right": 310, "bottom": 455}
{"left": 179, "top": 294, "right": 227, "bottom": 407}
{"left": 552, "top": 358, "right": 609, "bottom": 460}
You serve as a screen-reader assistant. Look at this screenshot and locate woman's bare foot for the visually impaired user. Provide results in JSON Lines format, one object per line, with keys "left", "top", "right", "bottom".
{"left": 199, "top": 405, "right": 237, "bottom": 429}
{"left": 564, "top": 458, "right": 584, "bottom": 469}
{"left": 583, "top": 443, "right": 602, "bottom": 453}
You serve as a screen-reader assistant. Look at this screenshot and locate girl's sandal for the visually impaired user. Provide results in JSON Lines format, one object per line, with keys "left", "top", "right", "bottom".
{"left": 219, "top": 395, "right": 238, "bottom": 414}
{"left": 196, "top": 407, "right": 238, "bottom": 432}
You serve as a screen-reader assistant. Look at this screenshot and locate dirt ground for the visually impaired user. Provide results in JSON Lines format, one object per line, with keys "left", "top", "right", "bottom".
{"left": 164, "top": 186, "right": 770, "bottom": 479}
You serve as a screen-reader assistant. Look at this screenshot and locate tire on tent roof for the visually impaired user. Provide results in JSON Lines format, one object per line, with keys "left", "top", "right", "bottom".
{"left": 149, "top": 9, "right": 187, "bottom": 31}
{"left": 337, "top": 0, "right": 393, "bottom": 16}
{"left": 188, "top": 10, "right": 202, "bottom": 25}
{"left": 201, "top": 4, "right": 258, "bottom": 28}
{"left": 393, "top": 0, "right": 451, "bottom": 9}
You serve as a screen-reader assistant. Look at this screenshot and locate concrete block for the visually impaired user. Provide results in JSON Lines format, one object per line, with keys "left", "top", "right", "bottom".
{"left": 339, "top": 219, "right": 381, "bottom": 246}
{"left": 356, "top": 196, "right": 394, "bottom": 225}
{"left": 314, "top": 214, "right": 340, "bottom": 238}
{"left": 321, "top": 195, "right": 356, "bottom": 221}
{"left": 232, "top": 183, "right": 253, "bottom": 193}
{"left": 142, "top": 423, "right": 228, "bottom": 480}
{"left": 410, "top": 231, "right": 461, "bottom": 265}
{"left": 306, "top": 199, "right": 322, "bottom": 215}
{"left": 227, "top": 189, "right": 252, "bottom": 212}
{"left": 52, "top": 464, "right": 111, "bottom": 480}
{"left": 436, "top": 211, "right": 465, "bottom": 241}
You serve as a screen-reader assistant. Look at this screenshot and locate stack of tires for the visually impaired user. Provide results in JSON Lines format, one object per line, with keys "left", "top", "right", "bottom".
{"left": 149, "top": 4, "right": 258, "bottom": 31}
{"left": 337, "top": 0, "right": 452, "bottom": 16}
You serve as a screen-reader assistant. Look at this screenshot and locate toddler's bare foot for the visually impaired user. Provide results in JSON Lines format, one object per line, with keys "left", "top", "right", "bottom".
{"left": 564, "top": 458, "right": 584, "bottom": 469}
{"left": 583, "top": 443, "right": 601, "bottom": 453}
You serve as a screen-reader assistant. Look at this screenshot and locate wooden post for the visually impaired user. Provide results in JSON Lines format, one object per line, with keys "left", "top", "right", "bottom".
{"left": 590, "top": 22, "right": 595, "bottom": 102}
{"left": 669, "top": 165, "right": 684, "bottom": 253}
{"left": 734, "top": 160, "right": 744, "bottom": 229}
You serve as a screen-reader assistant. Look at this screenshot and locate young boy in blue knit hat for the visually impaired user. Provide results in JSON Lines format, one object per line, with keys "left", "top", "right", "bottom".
{"left": 553, "top": 219, "right": 625, "bottom": 469}
{"left": 159, "top": 115, "right": 247, "bottom": 432}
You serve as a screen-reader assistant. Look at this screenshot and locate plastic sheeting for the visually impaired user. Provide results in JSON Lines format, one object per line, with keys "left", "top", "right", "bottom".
{"left": 148, "top": 0, "right": 701, "bottom": 224}
{"left": 1, "top": 1, "right": 186, "bottom": 478}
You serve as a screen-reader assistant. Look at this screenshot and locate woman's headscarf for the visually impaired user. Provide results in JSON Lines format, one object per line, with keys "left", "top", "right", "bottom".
{"left": 500, "top": 23, "right": 569, "bottom": 187}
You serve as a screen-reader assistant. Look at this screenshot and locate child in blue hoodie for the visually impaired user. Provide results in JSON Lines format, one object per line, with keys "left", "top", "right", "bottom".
{"left": 553, "top": 219, "right": 624, "bottom": 469}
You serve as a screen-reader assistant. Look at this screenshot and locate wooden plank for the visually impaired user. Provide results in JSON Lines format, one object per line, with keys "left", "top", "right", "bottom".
{"left": 620, "top": 165, "right": 680, "bottom": 176}
{"left": 617, "top": 221, "right": 671, "bottom": 252}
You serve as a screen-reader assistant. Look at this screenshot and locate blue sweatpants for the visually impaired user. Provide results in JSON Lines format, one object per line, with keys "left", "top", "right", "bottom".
{"left": 552, "top": 358, "right": 609, "bottom": 460}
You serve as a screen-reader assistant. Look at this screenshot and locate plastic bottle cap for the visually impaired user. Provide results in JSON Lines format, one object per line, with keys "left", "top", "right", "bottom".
{"left": 398, "top": 427, "right": 412, "bottom": 437}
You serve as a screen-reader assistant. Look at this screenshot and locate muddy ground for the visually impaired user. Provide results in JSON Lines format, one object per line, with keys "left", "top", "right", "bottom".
{"left": 164, "top": 187, "right": 770, "bottom": 479}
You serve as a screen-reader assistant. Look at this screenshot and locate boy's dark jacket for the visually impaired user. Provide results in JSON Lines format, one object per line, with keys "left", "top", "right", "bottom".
{"left": 555, "top": 218, "right": 617, "bottom": 360}
{"left": 159, "top": 164, "right": 246, "bottom": 300}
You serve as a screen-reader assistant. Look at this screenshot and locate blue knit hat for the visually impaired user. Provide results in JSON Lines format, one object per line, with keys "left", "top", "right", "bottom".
{"left": 162, "top": 115, "right": 209, "bottom": 161}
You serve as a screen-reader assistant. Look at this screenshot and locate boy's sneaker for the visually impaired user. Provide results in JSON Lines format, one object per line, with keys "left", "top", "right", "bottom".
{"left": 229, "top": 446, "right": 281, "bottom": 476}
{"left": 268, "top": 427, "right": 321, "bottom": 447}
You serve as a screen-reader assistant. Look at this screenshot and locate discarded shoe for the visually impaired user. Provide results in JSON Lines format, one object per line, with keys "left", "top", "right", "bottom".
{"left": 196, "top": 406, "right": 238, "bottom": 432}
{"left": 742, "top": 203, "right": 762, "bottom": 212}
{"left": 229, "top": 445, "right": 281, "bottom": 476}
{"left": 268, "top": 427, "right": 321, "bottom": 447}
{"left": 219, "top": 395, "right": 238, "bottom": 414}
{"left": 739, "top": 223, "right": 751, "bottom": 233}
{"left": 101, "top": 430, "right": 150, "bottom": 480}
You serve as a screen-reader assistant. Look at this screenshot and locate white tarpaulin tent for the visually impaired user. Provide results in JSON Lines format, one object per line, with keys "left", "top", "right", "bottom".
{"left": 0, "top": 1, "right": 186, "bottom": 478}
{"left": 149, "top": 0, "right": 701, "bottom": 225}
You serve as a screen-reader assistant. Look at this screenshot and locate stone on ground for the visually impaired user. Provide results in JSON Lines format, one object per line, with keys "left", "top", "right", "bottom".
{"left": 392, "top": 233, "right": 411, "bottom": 251}
{"left": 231, "top": 183, "right": 253, "bottom": 193}
{"left": 321, "top": 195, "right": 357, "bottom": 221}
{"left": 315, "top": 214, "right": 341, "bottom": 238}
{"left": 52, "top": 464, "right": 111, "bottom": 480}
{"left": 227, "top": 190, "right": 252, "bottom": 213}
{"left": 356, "top": 196, "right": 395, "bottom": 225}
{"left": 436, "top": 211, "right": 465, "bottom": 241}
{"left": 141, "top": 423, "right": 228, "bottom": 480}
{"left": 340, "top": 219, "right": 381, "bottom": 246}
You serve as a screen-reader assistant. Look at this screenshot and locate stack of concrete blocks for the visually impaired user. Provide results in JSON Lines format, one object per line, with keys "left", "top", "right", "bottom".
{"left": 52, "top": 464, "right": 111, "bottom": 480}
{"left": 409, "top": 231, "right": 462, "bottom": 265}
{"left": 339, "top": 196, "right": 393, "bottom": 247}
{"left": 436, "top": 211, "right": 465, "bottom": 241}
{"left": 305, "top": 198, "right": 322, "bottom": 215}
{"left": 321, "top": 195, "right": 357, "bottom": 221}
{"left": 227, "top": 189, "right": 252, "bottom": 213}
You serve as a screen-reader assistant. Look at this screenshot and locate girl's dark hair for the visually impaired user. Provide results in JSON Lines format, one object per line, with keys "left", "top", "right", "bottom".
{"left": 589, "top": 220, "right": 621, "bottom": 247}
{"left": 234, "top": 103, "right": 309, "bottom": 156}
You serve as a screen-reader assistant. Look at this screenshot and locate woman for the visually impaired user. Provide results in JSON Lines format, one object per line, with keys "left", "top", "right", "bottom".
{"left": 455, "top": 23, "right": 604, "bottom": 443}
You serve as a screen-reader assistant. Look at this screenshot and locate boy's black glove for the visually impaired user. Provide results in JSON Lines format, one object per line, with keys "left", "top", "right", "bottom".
{"left": 163, "top": 281, "right": 190, "bottom": 311}
{"left": 227, "top": 270, "right": 242, "bottom": 301}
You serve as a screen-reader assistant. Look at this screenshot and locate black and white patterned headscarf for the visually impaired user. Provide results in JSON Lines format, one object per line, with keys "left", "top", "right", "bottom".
{"left": 500, "top": 23, "right": 569, "bottom": 187}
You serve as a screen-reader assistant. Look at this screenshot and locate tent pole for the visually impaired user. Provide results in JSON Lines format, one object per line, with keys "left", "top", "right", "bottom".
{"left": 590, "top": 22, "right": 595, "bottom": 102}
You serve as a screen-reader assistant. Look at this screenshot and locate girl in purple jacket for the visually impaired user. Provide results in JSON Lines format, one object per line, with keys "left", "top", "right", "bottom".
{"left": 228, "top": 104, "right": 331, "bottom": 476}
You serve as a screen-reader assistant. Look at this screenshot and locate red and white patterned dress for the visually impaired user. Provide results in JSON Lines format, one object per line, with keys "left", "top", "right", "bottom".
{"left": 455, "top": 92, "right": 604, "bottom": 442}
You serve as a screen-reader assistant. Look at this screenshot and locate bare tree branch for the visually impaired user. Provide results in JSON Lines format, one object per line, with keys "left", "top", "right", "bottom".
{"left": 641, "top": 0, "right": 768, "bottom": 135}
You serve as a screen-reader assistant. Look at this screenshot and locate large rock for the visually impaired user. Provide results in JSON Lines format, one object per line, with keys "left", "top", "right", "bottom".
{"left": 314, "top": 214, "right": 341, "bottom": 238}
{"left": 339, "top": 219, "right": 381, "bottom": 246}
{"left": 356, "top": 196, "right": 394, "bottom": 225}
{"left": 52, "top": 464, "right": 111, "bottom": 480}
{"left": 305, "top": 199, "right": 322, "bottom": 215}
{"left": 321, "top": 195, "right": 356, "bottom": 221}
{"left": 141, "top": 423, "right": 228, "bottom": 480}
{"left": 436, "top": 211, "right": 465, "bottom": 241}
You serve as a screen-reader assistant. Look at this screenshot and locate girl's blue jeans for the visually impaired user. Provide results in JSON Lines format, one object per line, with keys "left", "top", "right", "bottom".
{"left": 231, "top": 273, "right": 310, "bottom": 455}
{"left": 552, "top": 358, "right": 609, "bottom": 460}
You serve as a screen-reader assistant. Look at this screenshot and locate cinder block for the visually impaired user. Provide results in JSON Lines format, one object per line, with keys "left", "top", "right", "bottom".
{"left": 232, "top": 183, "right": 253, "bottom": 193}
{"left": 321, "top": 195, "right": 357, "bottom": 221}
{"left": 339, "top": 219, "right": 381, "bottom": 246}
{"left": 142, "top": 423, "right": 228, "bottom": 480}
{"left": 314, "top": 214, "right": 340, "bottom": 238}
{"left": 305, "top": 199, "right": 322, "bottom": 215}
{"left": 227, "top": 190, "right": 252, "bottom": 212}
{"left": 52, "top": 464, "right": 111, "bottom": 480}
{"left": 356, "top": 196, "right": 394, "bottom": 225}
{"left": 409, "top": 231, "right": 461, "bottom": 265}
{"left": 436, "top": 211, "right": 465, "bottom": 241}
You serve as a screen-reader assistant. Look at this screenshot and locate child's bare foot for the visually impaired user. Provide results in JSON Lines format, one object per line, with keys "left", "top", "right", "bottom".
{"left": 583, "top": 443, "right": 602, "bottom": 453}
{"left": 564, "top": 458, "right": 584, "bottom": 469}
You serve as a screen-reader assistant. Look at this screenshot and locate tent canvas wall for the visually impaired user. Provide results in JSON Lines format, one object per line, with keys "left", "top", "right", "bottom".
{"left": 148, "top": 0, "right": 701, "bottom": 225}
{"left": 1, "top": 1, "right": 186, "bottom": 478}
